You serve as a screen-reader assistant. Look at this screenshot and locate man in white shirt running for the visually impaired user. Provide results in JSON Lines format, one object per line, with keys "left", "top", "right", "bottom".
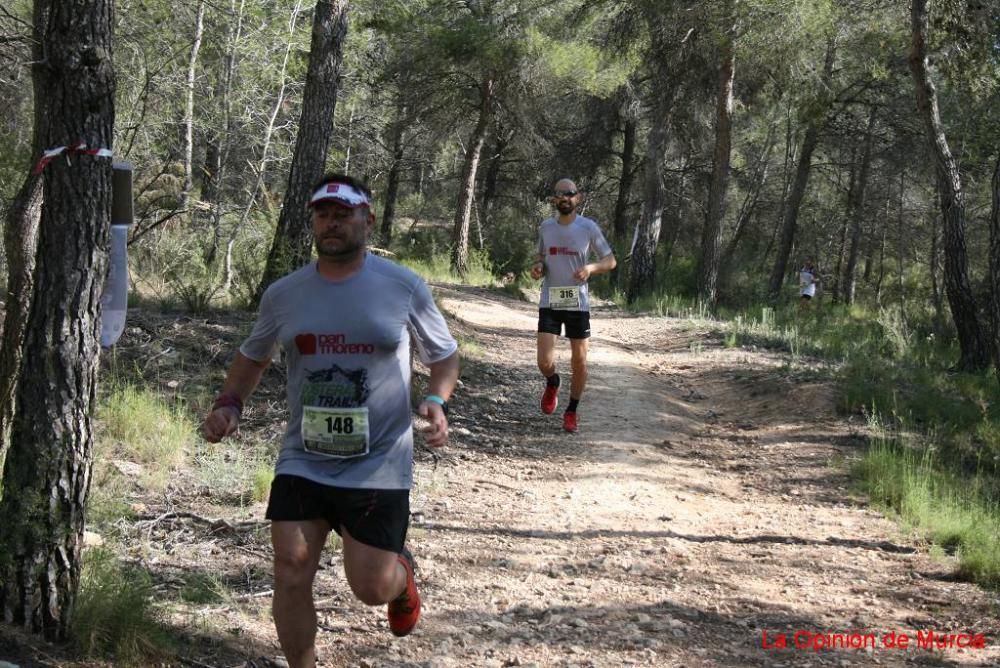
{"left": 202, "top": 173, "right": 459, "bottom": 667}
{"left": 529, "top": 178, "right": 616, "bottom": 433}
{"left": 799, "top": 260, "right": 819, "bottom": 309}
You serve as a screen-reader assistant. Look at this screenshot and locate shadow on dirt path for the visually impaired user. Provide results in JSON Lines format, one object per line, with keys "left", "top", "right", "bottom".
{"left": 5, "top": 285, "right": 996, "bottom": 668}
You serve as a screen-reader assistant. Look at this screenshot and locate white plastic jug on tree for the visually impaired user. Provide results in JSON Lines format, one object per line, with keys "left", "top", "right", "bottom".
{"left": 100, "top": 161, "right": 132, "bottom": 348}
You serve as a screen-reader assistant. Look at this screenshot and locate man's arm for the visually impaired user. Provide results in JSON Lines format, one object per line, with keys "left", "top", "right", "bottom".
{"left": 417, "top": 350, "right": 460, "bottom": 448}
{"left": 574, "top": 252, "right": 617, "bottom": 281}
{"left": 201, "top": 352, "right": 271, "bottom": 442}
{"left": 530, "top": 253, "right": 546, "bottom": 280}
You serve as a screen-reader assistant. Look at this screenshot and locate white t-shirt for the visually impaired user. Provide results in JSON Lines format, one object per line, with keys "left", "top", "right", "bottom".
{"left": 240, "top": 254, "right": 457, "bottom": 490}
{"left": 536, "top": 215, "right": 613, "bottom": 312}
{"left": 799, "top": 270, "right": 816, "bottom": 297}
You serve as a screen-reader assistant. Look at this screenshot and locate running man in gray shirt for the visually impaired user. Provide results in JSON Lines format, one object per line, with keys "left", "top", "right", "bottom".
{"left": 202, "top": 173, "right": 458, "bottom": 666}
{"left": 530, "top": 178, "right": 616, "bottom": 433}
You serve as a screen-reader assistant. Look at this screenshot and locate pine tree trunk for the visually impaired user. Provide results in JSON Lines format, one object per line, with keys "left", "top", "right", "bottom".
{"left": 897, "top": 171, "right": 906, "bottom": 309}
{"left": 450, "top": 77, "right": 494, "bottom": 276}
{"left": 200, "top": 140, "right": 220, "bottom": 204}
{"left": 875, "top": 222, "right": 887, "bottom": 304}
{"left": 225, "top": 0, "right": 302, "bottom": 292}
{"left": 480, "top": 126, "right": 510, "bottom": 226}
{"left": 610, "top": 113, "right": 637, "bottom": 288}
{"left": 930, "top": 200, "right": 944, "bottom": 323}
{"left": 762, "top": 104, "right": 797, "bottom": 272}
{"left": 0, "top": 0, "right": 115, "bottom": 640}
{"left": 909, "top": 0, "right": 988, "bottom": 370}
{"left": 832, "top": 210, "right": 850, "bottom": 303}
{"left": 379, "top": 107, "right": 406, "bottom": 248}
{"left": 844, "top": 106, "right": 877, "bottom": 304}
{"left": 989, "top": 156, "right": 1000, "bottom": 371}
{"left": 206, "top": 0, "right": 245, "bottom": 267}
{"left": 767, "top": 36, "right": 836, "bottom": 301}
{"left": 768, "top": 121, "right": 822, "bottom": 302}
{"left": 626, "top": 111, "right": 669, "bottom": 304}
{"left": 256, "top": 0, "right": 349, "bottom": 301}
{"left": 0, "top": 0, "right": 50, "bottom": 466}
{"left": 181, "top": 0, "right": 205, "bottom": 211}
{"left": 832, "top": 145, "right": 859, "bottom": 303}
{"left": 696, "top": 32, "right": 735, "bottom": 306}
{"left": 0, "top": 177, "right": 42, "bottom": 467}
{"left": 723, "top": 124, "right": 773, "bottom": 269}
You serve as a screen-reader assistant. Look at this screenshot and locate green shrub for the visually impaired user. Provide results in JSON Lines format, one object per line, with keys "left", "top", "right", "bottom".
{"left": 72, "top": 548, "right": 171, "bottom": 664}
{"left": 95, "top": 383, "right": 194, "bottom": 488}
{"left": 854, "top": 425, "right": 1000, "bottom": 589}
{"left": 401, "top": 248, "right": 497, "bottom": 286}
{"left": 252, "top": 464, "right": 274, "bottom": 504}
{"left": 194, "top": 441, "right": 276, "bottom": 505}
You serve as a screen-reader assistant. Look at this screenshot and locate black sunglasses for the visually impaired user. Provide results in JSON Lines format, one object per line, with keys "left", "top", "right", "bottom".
{"left": 553, "top": 190, "right": 578, "bottom": 198}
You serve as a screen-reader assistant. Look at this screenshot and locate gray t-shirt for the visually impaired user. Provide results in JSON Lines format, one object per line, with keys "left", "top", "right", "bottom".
{"left": 537, "top": 215, "right": 613, "bottom": 311}
{"left": 240, "top": 254, "right": 457, "bottom": 490}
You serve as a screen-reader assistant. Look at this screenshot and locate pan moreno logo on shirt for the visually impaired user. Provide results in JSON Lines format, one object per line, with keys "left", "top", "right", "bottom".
{"left": 303, "top": 365, "right": 371, "bottom": 408}
{"left": 548, "top": 246, "right": 578, "bottom": 257}
{"left": 294, "top": 332, "right": 376, "bottom": 355}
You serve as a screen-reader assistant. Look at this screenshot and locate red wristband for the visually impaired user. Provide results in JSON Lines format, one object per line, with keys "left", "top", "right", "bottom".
{"left": 211, "top": 393, "right": 243, "bottom": 416}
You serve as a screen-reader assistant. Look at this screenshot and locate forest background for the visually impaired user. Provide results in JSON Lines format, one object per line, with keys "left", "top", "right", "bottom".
{"left": 1, "top": 0, "right": 1000, "bottom": 662}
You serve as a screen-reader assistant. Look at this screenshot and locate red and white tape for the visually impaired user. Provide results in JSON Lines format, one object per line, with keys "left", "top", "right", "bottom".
{"left": 32, "top": 142, "right": 113, "bottom": 176}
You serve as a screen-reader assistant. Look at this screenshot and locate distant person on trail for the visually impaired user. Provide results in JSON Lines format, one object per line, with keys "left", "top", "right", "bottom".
{"left": 529, "top": 178, "right": 616, "bottom": 433}
{"left": 201, "top": 173, "right": 459, "bottom": 668}
{"left": 799, "top": 261, "right": 819, "bottom": 308}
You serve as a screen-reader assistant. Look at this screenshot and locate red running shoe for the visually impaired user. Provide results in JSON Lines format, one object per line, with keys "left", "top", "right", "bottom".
{"left": 563, "top": 411, "right": 578, "bottom": 433}
{"left": 387, "top": 548, "right": 421, "bottom": 637}
{"left": 541, "top": 384, "right": 559, "bottom": 414}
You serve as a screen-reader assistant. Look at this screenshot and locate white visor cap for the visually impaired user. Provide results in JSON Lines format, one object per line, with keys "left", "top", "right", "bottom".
{"left": 308, "top": 182, "right": 371, "bottom": 208}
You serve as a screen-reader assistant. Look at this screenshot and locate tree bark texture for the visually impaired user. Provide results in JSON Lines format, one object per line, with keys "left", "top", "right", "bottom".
{"left": 909, "top": 0, "right": 988, "bottom": 370}
{"left": 225, "top": 0, "right": 302, "bottom": 292}
{"left": 612, "top": 114, "right": 638, "bottom": 245}
{"left": 723, "top": 123, "right": 773, "bottom": 270}
{"left": 379, "top": 109, "right": 406, "bottom": 248}
{"left": 480, "top": 125, "right": 510, "bottom": 225}
{"left": 626, "top": 98, "right": 671, "bottom": 304}
{"left": 206, "top": 0, "right": 245, "bottom": 267}
{"left": 767, "top": 36, "right": 836, "bottom": 301}
{"left": 897, "top": 171, "right": 906, "bottom": 309}
{"left": 450, "top": 76, "right": 494, "bottom": 275}
{"left": 697, "top": 34, "right": 735, "bottom": 306}
{"left": 767, "top": 122, "right": 822, "bottom": 301}
{"left": 181, "top": 0, "right": 205, "bottom": 210}
{"left": 988, "top": 156, "right": 1000, "bottom": 372}
{"left": 256, "top": 0, "right": 349, "bottom": 301}
{"left": 0, "top": 0, "right": 115, "bottom": 640}
{"left": 0, "top": 178, "right": 42, "bottom": 468}
{"left": 831, "top": 146, "right": 857, "bottom": 303}
{"left": 610, "top": 112, "right": 637, "bottom": 288}
{"left": 0, "top": 0, "right": 51, "bottom": 467}
{"left": 843, "top": 106, "right": 877, "bottom": 305}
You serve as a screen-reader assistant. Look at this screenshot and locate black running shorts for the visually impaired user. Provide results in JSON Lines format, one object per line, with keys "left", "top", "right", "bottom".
{"left": 538, "top": 307, "right": 591, "bottom": 339}
{"left": 265, "top": 474, "right": 409, "bottom": 553}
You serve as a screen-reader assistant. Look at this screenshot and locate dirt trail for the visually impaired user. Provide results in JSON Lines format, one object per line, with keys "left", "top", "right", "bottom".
{"left": 307, "top": 286, "right": 997, "bottom": 668}
{"left": 5, "top": 286, "right": 997, "bottom": 668}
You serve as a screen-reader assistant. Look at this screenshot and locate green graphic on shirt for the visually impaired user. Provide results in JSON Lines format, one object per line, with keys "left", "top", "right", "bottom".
{"left": 302, "top": 364, "right": 370, "bottom": 408}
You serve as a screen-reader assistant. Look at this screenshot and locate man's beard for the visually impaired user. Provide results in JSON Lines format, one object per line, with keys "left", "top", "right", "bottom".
{"left": 556, "top": 201, "right": 574, "bottom": 215}
{"left": 316, "top": 236, "right": 365, "bottom": 259}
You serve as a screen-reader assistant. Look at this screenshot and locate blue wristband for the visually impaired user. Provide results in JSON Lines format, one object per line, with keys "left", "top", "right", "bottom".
{"left": 424, "top": 394, "right": 448, "bottom": 416}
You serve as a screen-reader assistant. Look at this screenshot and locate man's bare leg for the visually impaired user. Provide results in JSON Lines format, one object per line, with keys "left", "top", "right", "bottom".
{"left": 271, "top": 519, "right": 329, "bottom": 668}
{"left": 340, "top": 527, "right": 406, "bottom": 605}
{"left": 537, "top": 332, "right": 557, "bottom": 377}
{"left": 568, "top": 337, "right": 589, "bottom": 400}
